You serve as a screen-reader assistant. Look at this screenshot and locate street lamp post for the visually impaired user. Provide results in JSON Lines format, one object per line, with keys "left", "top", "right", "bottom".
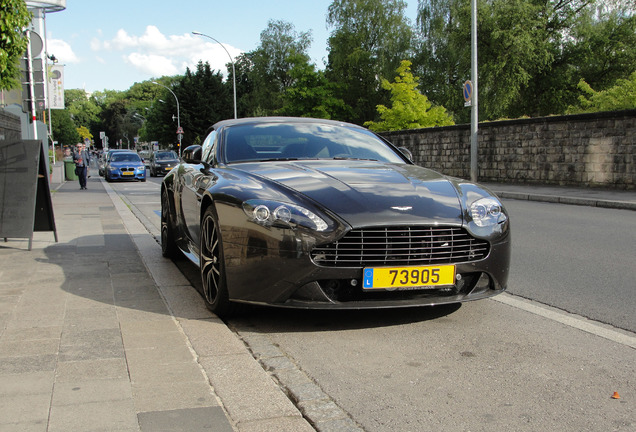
{"left": 152, "top": 81, "right": 182, "bottom": 156}
{"left": 192, "top": 31, "right": 237, "bottom": 119}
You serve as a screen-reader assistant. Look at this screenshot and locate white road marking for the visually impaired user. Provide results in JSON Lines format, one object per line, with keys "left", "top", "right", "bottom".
{"left": 492, "top": 293, "right": 636, "bottom": 349}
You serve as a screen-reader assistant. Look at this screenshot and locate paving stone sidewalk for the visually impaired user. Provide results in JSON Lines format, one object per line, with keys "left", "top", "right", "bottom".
{"left": 0, "top": 178, "right": 313, "bottom": 432}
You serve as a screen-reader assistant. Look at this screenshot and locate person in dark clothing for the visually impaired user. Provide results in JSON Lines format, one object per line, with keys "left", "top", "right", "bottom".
{"left": 73, "top": 143, "right": 91, "bottom": 189}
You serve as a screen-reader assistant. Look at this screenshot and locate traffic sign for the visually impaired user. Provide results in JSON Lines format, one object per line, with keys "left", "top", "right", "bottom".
{"left": 176, "top": 127, "right": 184, "bottom": 134}
{"left": 463, "top": 80, "right": 473, "bottom": 106}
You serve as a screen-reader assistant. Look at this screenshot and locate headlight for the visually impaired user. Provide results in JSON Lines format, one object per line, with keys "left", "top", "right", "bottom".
{"left": 243, "top": 199, "right": 330, "bottom": 232}
{"left": 469, "top": 197, "right": 507, "bottom": 227}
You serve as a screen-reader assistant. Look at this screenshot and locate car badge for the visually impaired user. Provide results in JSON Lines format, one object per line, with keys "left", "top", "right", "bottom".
{"left": 391, "top": 206, "right": 412, "bottom": 211}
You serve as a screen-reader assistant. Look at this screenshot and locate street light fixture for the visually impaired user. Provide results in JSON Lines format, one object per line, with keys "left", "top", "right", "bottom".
{"left": 152, "top": 81, "right": 182, "bottom": 156}
{"left": 192, "top": 31, "right": 238, "bottom": 119}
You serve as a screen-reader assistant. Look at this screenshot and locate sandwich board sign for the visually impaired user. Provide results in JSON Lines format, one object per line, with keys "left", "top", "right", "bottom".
{"left": 0, "top": 140, "right": 57, "bottom": 250}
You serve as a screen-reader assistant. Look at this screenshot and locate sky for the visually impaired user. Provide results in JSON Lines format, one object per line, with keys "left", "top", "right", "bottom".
{"left": 42, "top": 0, "right": 420, "bottom": 94}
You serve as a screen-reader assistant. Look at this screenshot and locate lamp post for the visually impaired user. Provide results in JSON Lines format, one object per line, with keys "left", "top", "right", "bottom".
{"left": 152, "top": 81, "right": 182, "bottom": 156}
{"left": 192, "top": 31, "right": 237, "bottom": 119}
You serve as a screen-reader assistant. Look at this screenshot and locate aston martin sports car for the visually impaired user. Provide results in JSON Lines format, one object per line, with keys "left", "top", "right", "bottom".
{"left": 161, "top": 117, "right": 511, "bottom": 316}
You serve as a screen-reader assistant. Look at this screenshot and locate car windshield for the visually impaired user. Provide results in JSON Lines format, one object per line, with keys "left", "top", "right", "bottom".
{"left": 156, "top": 151, "right": 177, "bottom": 161}
{"left": 222, "top": 122, "right": 406, "bottom": 164}
{"left": 111, "top": 153, "right": 141, "bottom": 163}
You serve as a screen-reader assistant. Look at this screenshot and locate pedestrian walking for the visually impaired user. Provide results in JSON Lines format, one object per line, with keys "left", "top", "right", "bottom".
{"left": 73, "top": 143, "right": 91, "bottom": 190}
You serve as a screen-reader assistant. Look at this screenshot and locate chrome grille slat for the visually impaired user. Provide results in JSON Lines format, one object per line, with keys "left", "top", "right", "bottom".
{"left": 311, "top": 226, "right": 489, "bottom": 267}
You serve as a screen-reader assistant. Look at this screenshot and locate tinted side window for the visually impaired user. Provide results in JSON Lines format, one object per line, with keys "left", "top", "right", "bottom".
{"left": 201, "top": 130, "right": 217, "bottom": 164}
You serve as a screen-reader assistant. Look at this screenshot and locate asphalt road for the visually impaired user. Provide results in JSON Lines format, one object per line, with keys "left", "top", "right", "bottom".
{"left": 110, "top": 177, "right": 635, "bottom": 432}
{"left": 504, "top": 200, "right": 636, "bottom": 333}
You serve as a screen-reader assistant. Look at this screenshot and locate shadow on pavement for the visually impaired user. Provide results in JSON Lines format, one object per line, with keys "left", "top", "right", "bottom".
{"left": 40, "top": 233, "right": 173, "bottom": 317}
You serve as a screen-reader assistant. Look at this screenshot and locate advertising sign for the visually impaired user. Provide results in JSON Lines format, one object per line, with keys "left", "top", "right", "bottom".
{"left": 47, "top": 65, "right": 64, "bottom": 109}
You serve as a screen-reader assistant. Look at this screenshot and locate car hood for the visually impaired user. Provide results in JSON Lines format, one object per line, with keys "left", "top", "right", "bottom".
{"left": 235, "top": 161, "right": 464, "bottom": 227}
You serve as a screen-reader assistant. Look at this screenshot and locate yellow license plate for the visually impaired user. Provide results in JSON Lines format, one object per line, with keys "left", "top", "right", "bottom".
{"left": 362, "top": 265, "right": 455, "bottom": 290}
{"left": 122, "top": 171, "right": 134, "bottom": 176}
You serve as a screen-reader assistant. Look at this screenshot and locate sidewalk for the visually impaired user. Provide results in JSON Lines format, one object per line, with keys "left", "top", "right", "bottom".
{"left": 0, "top": 176, "right": 314, "bottom": 432}
{"left": 483, "top": 182, "right": 636, "bottom": 211}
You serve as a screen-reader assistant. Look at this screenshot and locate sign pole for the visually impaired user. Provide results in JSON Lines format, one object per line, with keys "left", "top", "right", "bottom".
{"left": 470, "top": 0, "right": 478, "bottom": 183}
{"left": 25, "top": 30, "right": 38, "bottom": 140}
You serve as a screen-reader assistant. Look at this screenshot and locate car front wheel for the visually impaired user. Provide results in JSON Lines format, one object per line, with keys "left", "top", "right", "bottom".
{"left": 200, "top": 206, "right": 235, "bottom": 317}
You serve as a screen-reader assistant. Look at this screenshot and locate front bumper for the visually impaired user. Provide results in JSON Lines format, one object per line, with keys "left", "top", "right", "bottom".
{"left": 221, "top": 226, "right": 510, "bottom": 309}
{"left": 154, "top": 164, "right": 176, "bottom": 175}
{"left": 107, "top": 169, "right": 146, "bottom": 181}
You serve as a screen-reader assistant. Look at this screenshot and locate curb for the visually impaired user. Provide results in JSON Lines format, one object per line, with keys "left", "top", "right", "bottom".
{"left": 493, "top": 191, "right": 636, "bottom": 211}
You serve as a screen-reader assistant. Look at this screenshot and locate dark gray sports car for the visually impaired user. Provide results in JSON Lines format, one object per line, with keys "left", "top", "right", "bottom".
{"left": 161, "top": 117, "right": 511, "bottom": 316}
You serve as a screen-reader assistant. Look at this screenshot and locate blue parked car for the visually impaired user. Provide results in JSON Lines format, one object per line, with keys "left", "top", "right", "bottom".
{"left": 104, "top": 151, "right": 146, "bottom": 182}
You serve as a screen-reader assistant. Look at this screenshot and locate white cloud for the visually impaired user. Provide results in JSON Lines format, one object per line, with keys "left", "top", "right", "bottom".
{"left": 106, "top": 28, "right": 138, "bottom": 50}
{"left": 92, "top": 25, "right": 244, "bottom": 80}
{"left": 90, "top": 38, "right": 102, "bottom": 51}
{"left": 190, "top": 39, "right": 243, "bottom": 74}
{"left": 48, "top": 39, "right": 79, "bottom": 64}
{"left": 126, "top": 53, "right": 179, "bottom": 76}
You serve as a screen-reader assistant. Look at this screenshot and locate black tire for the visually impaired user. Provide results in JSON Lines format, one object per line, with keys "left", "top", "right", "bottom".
{"left": 160, "top": 189, "right": 178, "bottom": 258}
{"left": 200, "top": 206, "right": 235, "bottom": 317}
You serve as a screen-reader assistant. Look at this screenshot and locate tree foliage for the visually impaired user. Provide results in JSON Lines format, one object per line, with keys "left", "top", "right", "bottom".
{"left": 50, "top": 109, "right": 80, "bottom": 147}
{"left": 414, "top": 0, "right": 636, "bottom": 122}
{"left": 236, "top": 20, "right": 313, "bottom": 116}
{"left": 365, "top": 60, "right": 454, "bottom": 131}
{"left": 76, "top": 125, "right": 92, "bottom": 141}
{"left": 278, "top": 54, "right": 346, "bottom": 119}
{"left": 567, "top": 71, "right": 636, "bottom": 113}
{"left": 326, "top": 0, "right": 414, "bottom": 125}
{"left": 0, "top": 0, "right": 31, "bottom": 90}
{"left": 48, "top": 1, "right": 636, "bottom": 147}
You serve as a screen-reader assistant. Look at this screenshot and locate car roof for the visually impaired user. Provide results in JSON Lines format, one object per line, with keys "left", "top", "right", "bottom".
{"left": 211, "top": 116, "right": 367, "bottom": 131}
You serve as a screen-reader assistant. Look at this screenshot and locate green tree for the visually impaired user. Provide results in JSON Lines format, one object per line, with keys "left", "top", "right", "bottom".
{"left": 76, "top": 125, "right": 92, "bottom": 141}
{"left": 415, "top": 0, "right": 555, "bottom": 121}
{"left": 326, "top": 0, "right": 413, "bottom": 125}
{"left": 178, "top": 61, "right": 232, "bottom": 145}
{"left": 64, "top": 89, "right": 102, "bottom": 137}
{"left": 100, "top": 98, "right": 131, "bottom": 148}
{"left": 278, "top": 54, "right": 346, "bottom": 119}
{"left": 567, "top": 71, "right": 636, "bottom": 113}
{"left": 237, "top": 20, "right": 313, "bottom": 116}
{"left": 0, "top": 0, "right": 31, "bottom": 90}
{"left": 365, "top": 60, "right": 454, "bottom": 131}
{"left": 415, "top": 0, "right": 635, "bottom": 121}
{"left": 144, "top": 64, "right": 232, "bottom": 149}
{"left": 50, "top": 109, "right": 80, "bottom": 147}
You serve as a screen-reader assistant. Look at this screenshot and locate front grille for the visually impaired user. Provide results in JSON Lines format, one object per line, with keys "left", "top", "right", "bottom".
{"left": 311, "top": 226, "right": 489, "bottom": 267}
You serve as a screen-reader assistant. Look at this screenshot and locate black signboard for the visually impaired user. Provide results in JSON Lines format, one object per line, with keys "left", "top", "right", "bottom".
{"left": 0, "top": 140, "right": 57, "bottom": 250}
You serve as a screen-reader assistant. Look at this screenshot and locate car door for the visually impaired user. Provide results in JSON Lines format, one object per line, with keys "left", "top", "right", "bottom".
{"left": 179, "top": 133, "right": 218, "bottom": 252}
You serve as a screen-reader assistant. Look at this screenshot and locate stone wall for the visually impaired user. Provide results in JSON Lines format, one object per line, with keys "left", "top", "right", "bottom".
{"left": 382, "top": 109, "right": 636, "bottom": 189}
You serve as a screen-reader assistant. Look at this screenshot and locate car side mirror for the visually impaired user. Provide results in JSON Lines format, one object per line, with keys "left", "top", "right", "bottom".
{"left": 182, "top": 145, "right": 202, "bottom": 164}
{"left": 398, "top": 147, "right": 413, "bottom": 162}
